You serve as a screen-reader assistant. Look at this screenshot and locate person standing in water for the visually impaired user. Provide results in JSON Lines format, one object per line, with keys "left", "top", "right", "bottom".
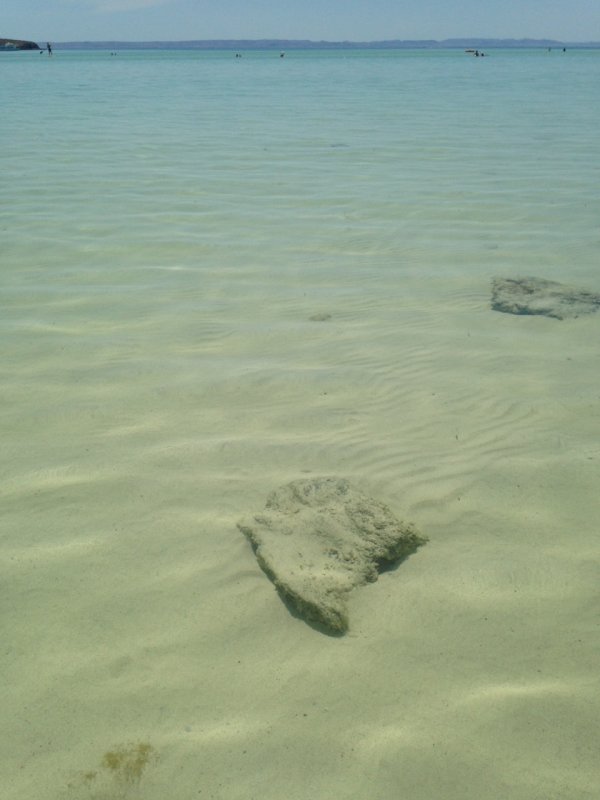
{"left": 47, "top": 42, "right": 52, "bottom": 56}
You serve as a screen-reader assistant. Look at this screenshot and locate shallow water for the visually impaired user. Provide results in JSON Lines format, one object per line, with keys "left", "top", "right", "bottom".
{"left": 2, "top": 48, "right": 599, "bottom": 799}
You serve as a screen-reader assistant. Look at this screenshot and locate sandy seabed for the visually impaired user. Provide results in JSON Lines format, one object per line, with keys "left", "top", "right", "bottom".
{"left": 3, "top": 264, "right": 599, "bottom": 800}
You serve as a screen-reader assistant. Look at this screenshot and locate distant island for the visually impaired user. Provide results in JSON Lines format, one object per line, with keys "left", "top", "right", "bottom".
{"left": 3, "top": 38, "right": 600, "bottom": 52}
{"left": 0, "top": 38, "right": 40, "bottom": 51}
{"left": 42, "top": 38, "right": 600, "bottom": 51}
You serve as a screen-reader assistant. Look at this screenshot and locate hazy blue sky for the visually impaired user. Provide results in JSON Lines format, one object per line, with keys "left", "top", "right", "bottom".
{"left": 4, "top": 0, "right": 600, "bottom": 43}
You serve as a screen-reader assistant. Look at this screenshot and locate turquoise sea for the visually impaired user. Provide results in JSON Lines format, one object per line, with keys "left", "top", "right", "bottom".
{"left": 2, "top": 48, "right": 599, "bottom": 799}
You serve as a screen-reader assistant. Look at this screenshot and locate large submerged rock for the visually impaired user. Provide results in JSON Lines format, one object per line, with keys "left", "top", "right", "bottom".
{"left": 238, "top": 477, "right": 426, "bottom": 634}
{"left": 491, "top": 276, "right": 600, "bottom": 320}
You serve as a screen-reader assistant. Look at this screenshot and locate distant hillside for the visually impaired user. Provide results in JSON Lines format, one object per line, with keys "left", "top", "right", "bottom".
{"left": 0, "top": 38, "right": 41, "bottom": 51}
{"left": 53, "top": 38, "right": 600, "bottom": 51}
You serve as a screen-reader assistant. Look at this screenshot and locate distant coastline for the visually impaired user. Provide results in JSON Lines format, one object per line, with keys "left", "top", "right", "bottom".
{"left": 46, "top": 38, "right": 600, "bottom": 51}
{"left": 0, "top": 37, "right": 40, "bottom": 50}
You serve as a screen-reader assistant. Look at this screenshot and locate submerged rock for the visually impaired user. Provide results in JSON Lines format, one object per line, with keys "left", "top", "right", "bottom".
{"left": 491, "top": 276, "right": 600, "bottom": 320}
{"left": 238, "top": 477, "right": 426, "bottom": 634}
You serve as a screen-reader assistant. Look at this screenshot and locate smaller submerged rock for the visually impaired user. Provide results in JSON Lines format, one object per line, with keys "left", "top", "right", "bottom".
{"left": 491, "top": 276, "right": 600, "bottom": 320}
{"left": 238, "top": 477, "right": 426, "bottom": 634}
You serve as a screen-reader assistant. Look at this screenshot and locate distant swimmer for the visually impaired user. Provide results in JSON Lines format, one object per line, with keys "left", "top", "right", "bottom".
{"left": 280, "top": 51, "right": 285, "bottom": 58}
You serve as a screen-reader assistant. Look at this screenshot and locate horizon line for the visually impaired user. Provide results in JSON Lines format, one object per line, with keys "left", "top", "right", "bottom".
{"left": 47, "top": 37, "right": 600, "bottom": 46}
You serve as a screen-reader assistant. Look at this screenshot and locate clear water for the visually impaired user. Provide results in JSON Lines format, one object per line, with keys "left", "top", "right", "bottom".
{"left": 2, "top": 48, "right": 599, "bottom": 799}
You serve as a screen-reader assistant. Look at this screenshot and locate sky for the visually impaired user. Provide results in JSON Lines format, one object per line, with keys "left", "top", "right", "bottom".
{"left": 3, "top": 0, "right": 600, "bottom": 43}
